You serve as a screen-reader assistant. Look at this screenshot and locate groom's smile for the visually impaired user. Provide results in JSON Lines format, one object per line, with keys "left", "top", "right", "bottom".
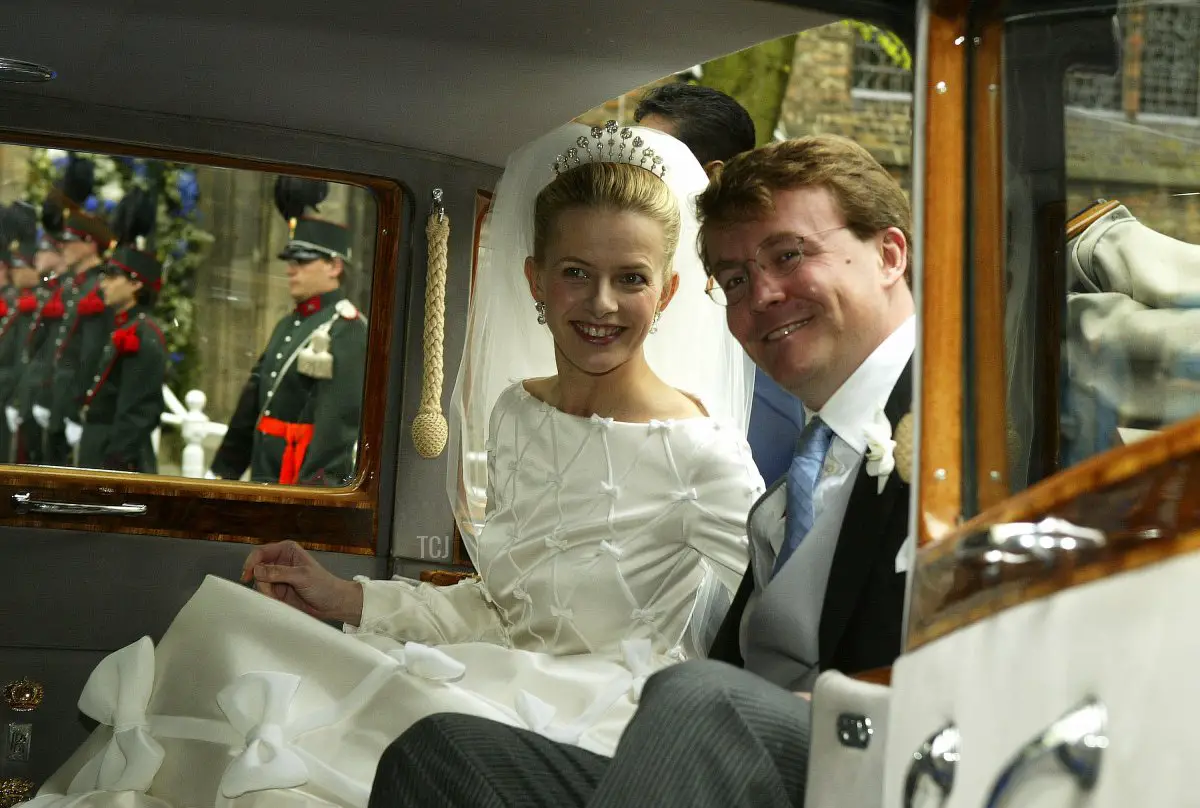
{"left": 762, "top": 316, "right": 814, "bottom": 342}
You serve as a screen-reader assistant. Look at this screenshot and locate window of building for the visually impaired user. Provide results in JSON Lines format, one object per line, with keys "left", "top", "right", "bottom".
{"left": 851, "top": 34, "right": 914, "bottom": 98}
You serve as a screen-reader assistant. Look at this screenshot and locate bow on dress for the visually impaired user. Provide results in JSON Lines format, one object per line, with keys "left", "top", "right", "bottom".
{"left": 386, "top": 641, "right": 467, "bottom": 682}
{"left": 217, "top": 641, "right": 468, "bottom": 804}
{"left": 45, "top": 634, "right": 472, "bottom": 808}
{"left": 216, "top": 672, "right": 310, "bottom": 798}
{"left": 69, "top": 638, "right": 165, "bottom": 794}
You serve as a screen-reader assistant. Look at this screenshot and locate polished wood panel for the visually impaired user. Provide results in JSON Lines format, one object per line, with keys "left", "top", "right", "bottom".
{"left": 1066, "top": 199, "right": 1121, "bottom": 240}
{"left": 969, "top": 18, "right": 1010, "bottom": 512}
{"left": 419, "top": 569, "right": 479, "bottom": 586}
{"left": 0, "top": 129, "right": 404, "bottom": 555}
{"left": 849, "top": 666, "right": 892, "bottom": 687}
{"left": 916, "top": 0, "right": 970, "bottom": 545}
{"left": 907, "top": 413, "right": 1200, "bottom": 650}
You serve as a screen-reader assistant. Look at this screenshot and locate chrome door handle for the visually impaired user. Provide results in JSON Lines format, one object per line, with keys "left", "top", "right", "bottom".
{"left": 984, "top": 699, "right": 1107, "bottom": 808}
{"left": 12, "top": 493, "right": 146, "bottom": 516}
{"left": 904, "top": 723, "right": 960, "bottom": 807}
{"left": 957, "top": 517, "right": 1106, "bottom": 567}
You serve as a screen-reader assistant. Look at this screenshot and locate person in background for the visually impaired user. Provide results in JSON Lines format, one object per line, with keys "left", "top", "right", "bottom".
{"left": 634, "top": 81, "right": 756, "bottom": 172}
{"left": 0, "top": 224, "right": 48, "bottom": 463}
{"left": 11, "top": 156, "right": 105, "bottom": 465}
{"left": 51, "top": 186, "right": 141, "bottom": 465}
{"left": 77, "top": 243, "right": 167, "bottom": 473}
{"left": 209, "top": 178, "right": 368, "bottom": 487}
{"left": 72, "top": 187, "right": 160, "bottom": 470}
{"left": 38, "top": 208, "right": 115, "bottom": 464}
{"left": 635, "top": 81, "right": 806, "bottom": 483}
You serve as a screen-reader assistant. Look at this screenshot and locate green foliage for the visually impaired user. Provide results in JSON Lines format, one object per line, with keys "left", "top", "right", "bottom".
{"left": 25, "top": 150, "right": 213, "bottom": 393}
{"left": 842, "top": 20, "right": 912, "bottom": 71}
{"left": 698, "top": 34, "right": 799, "bottom": 146}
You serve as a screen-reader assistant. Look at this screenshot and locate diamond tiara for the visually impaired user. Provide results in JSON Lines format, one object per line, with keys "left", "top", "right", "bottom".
{"left": 552, "top": 120, "right": 668, "bottom": 179}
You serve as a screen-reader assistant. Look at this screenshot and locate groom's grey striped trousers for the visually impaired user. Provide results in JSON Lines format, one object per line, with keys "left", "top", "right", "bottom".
{"left": 367, "top": 659, "right": 812, "bottom": 808}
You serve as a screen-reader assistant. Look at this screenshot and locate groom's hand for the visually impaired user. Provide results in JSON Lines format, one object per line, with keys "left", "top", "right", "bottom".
{"left": 241, "top": 540, "right": 365, "bottom": 625}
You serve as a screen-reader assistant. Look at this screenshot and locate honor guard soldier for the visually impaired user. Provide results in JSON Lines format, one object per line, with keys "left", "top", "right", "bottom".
{"left": 12, "top": 157, "right": 104, "bottom": 464}
{"left": 15, "top": 209, "right": 114, "bottom": 464}
{"left": 0, "top": 237, "right": 45, "bottom": 462}
{"left": 42, "top": 207, "right": 118, "bottom": 464}
{"left": 77, "top": 245, "right": 166, "bottom": 472}
{"left": 210, "top": 178, "right": 368, "bottom": 487}
{"left": 55, "top": 188, "right": 154, "bottom": 464}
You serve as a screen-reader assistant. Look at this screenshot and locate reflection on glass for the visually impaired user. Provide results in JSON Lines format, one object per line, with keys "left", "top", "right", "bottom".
{"left": 995, "top": 1, "right": 1200, "bottom": 494}
{"left": 1060, "top": 3, "right": 1200, "bottom": 469}
{"left": 0, "top": 147, "right": 376, "bottom": 487}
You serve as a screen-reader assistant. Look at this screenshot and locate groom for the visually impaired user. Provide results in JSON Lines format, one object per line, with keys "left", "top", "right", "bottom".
{"left": 368, "top": 134, "right": 916, "bottom": 808}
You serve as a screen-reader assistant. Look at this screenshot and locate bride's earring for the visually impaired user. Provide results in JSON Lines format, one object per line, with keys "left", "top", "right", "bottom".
{"left": 650, "top": 310, "right": 661, "bottom": 334}
{"left": 535, "top": 301, "right": 547, "bottom": 325}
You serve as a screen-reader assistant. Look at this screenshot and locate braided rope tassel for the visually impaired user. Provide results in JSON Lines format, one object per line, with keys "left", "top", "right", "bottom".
{"left": 412, "top": 190, "right": 450, "bottom": 458}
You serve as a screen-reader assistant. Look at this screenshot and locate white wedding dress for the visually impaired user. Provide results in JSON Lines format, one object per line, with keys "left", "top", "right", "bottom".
{"left": 29, "top": 382, "right": 764, "bottom": 808}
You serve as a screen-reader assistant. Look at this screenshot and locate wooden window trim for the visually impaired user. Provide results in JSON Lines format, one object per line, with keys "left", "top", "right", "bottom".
{"left": 968, "top": 14, "right": 1010, "bottom": 513}
{"left": 902, "top": 1, "right": 1200, "bottom": 652}
{"left": 0, "top": 130, "right": 403, "bottom": 556}
{"left": 915, "top": 0, "right": 969, "bottom": 547}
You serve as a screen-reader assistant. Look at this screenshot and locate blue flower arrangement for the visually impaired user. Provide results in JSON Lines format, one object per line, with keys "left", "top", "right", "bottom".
{"left": 24, "top": 149, "right": 215, "bottom": 393}
{"left": 176, "top": 171, "right": 200, "bottom": 217}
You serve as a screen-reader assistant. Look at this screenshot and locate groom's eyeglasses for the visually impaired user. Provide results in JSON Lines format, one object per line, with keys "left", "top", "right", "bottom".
{"left": 704, "top": 227, "right": 846, "bottom": 307}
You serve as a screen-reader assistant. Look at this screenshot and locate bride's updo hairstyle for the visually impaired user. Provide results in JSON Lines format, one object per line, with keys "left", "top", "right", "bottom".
{"left": 531, "top": 162, "right": 681, "bottom": 280}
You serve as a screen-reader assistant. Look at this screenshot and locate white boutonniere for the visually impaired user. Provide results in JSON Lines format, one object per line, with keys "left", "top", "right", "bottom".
{"left": 863, "top": 408, "right": 896, "bottom": 494}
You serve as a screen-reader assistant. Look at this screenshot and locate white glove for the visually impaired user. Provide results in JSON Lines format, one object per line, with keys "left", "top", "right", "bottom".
{"left": 65, "top": 419, "right": 83, "bottom": 447}
{"left": 31, "top": 404, "right": 50, "bottom": 429}
{"left": 5, "top": 406, "right": 21, "bottom": 433}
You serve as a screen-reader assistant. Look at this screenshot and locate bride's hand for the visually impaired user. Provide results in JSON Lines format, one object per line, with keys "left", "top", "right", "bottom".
{"left": 240, "top": 540, "right": 365, "bottom": 625}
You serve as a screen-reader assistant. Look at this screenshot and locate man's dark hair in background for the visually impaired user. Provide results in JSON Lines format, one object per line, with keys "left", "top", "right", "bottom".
{"left": 634, "top": 83, "right": 757, "bottom": 169}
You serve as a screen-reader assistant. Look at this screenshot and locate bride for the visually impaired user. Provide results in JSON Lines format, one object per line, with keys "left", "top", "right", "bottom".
{"left": 28, "top": 123, "right": 762, "bottom": 808}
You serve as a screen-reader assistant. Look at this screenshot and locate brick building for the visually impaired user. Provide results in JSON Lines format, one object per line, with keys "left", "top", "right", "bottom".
{"left": 586, "top": 14, "right": 1200, "bottom": 244}
{"left": 780, "top": 15, "right": 1200, "bottom": 243}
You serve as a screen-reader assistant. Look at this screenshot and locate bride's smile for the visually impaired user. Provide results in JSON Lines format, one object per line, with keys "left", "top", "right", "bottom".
{"left": 571, "top": 321, "right": 626, "bottom": 345}
{"left": 526, "top": 206, "right": 676, "bottom": 377}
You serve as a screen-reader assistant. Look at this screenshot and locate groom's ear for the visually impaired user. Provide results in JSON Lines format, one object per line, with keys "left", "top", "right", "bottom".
{"left": 877, "top": 228, "right": 908, "bottom": 289}
{"left": 702, "top": 159, "right": 724, "bottom": 178}
{"left": 523, "top": 257, "right": 543, "bottom": 301}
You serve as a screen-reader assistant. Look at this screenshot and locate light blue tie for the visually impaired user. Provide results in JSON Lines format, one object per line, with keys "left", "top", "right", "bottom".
{"left": 772, "top": 417, "right": 835, "bottom": 579}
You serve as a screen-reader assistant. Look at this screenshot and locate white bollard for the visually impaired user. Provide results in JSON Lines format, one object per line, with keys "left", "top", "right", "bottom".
{"left": 181, "top": 389, "right": 210, "bottom": 479}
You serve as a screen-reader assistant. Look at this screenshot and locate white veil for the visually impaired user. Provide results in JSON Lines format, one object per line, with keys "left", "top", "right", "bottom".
{"left": 446, "top": 121, "right": 756, "bottom": 552}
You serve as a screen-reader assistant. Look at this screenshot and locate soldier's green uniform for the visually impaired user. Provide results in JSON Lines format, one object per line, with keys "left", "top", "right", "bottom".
{"left": 77, "top": 247, "right": 167, "bottom": 473}
{"left": 47, "top": 211, "right": 113, "bottom": 465}
{"left": 14, "top": 211, "right": 113, "bottom": 465}
{"left": 13, "top": 269, "right": 67, "bottom": 465}
{"left": 0, "top": 245, "right": 46, "bottom": 463}
{"left": 211, "top": 217, "right": 368, "bottom": 486}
